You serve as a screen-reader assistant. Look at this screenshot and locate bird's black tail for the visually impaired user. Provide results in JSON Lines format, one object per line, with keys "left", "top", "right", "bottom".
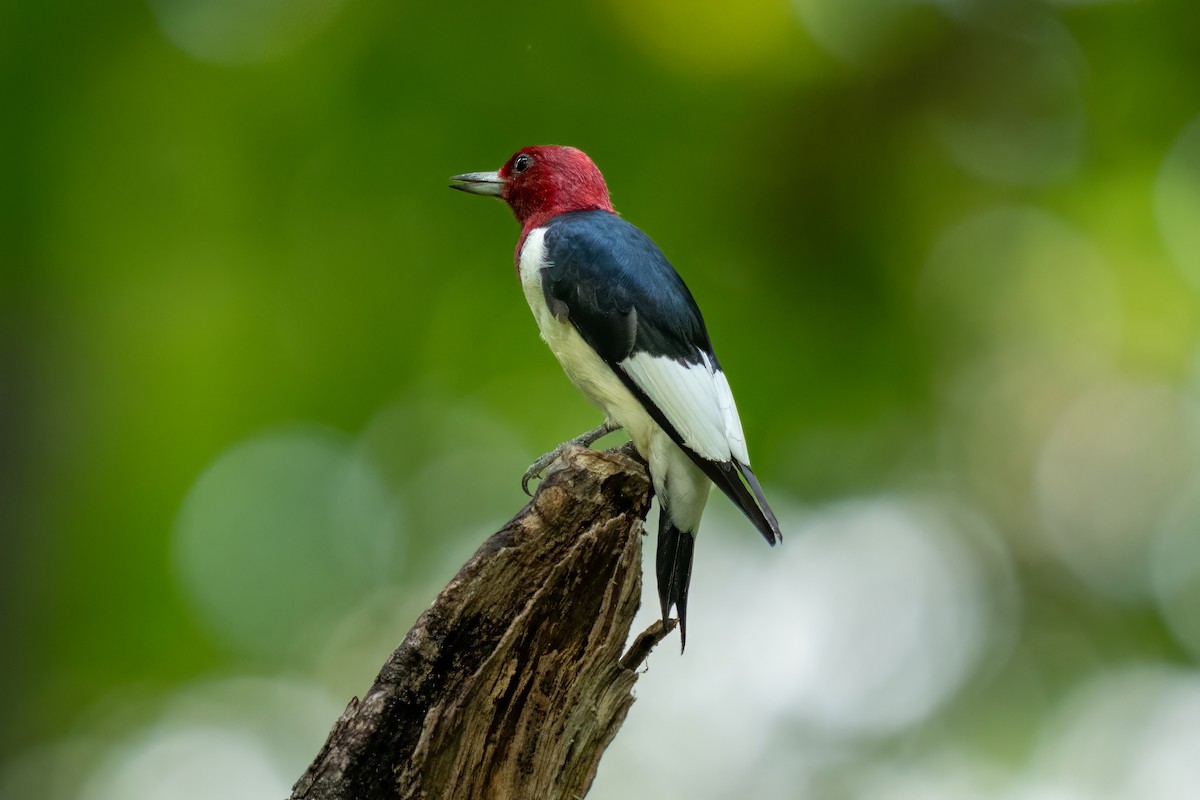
{"left": 734, "top": 461, "right": 782, "bottom": 545}
{"left": 656, "top": 518, "right": 695, "bottom": 652}
{"left": 685, "top": 457, "right": 781, "bottom": 546}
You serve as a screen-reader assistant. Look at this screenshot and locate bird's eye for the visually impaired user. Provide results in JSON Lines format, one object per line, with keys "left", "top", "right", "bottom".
{"left": 513, "top": 154, "right": 533, "bottom": 174}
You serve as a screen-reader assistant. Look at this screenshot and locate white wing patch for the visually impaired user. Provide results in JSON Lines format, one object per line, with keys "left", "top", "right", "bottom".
{"left": 619, "top": 350, "right": 751, "bottom": 465}
{"left": 710, "top": 356, "right": 750, "bottom": 465}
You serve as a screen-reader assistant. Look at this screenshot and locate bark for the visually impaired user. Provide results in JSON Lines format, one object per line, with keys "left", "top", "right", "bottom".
{"left": 290, "top": 444, "right": 674, "bottom": 800}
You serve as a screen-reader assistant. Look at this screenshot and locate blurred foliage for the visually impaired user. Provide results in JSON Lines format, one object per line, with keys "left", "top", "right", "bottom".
{"left": 4, "top": 0, "right": 1200, "bottom": 797}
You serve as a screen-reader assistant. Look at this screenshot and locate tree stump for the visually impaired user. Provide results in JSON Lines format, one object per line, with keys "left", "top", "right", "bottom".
{"left": 290, "top": 444, "right": 674, "bottom": 800}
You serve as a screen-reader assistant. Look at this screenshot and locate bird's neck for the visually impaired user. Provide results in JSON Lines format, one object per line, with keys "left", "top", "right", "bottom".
{"left": 513, "top": 205, "right": 616, "bottom": 271}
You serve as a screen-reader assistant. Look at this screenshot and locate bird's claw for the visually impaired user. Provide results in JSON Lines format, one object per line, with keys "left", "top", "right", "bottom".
{"left": 521, "top": 450, "right": 561, "bottom": 496}
{"left": 521, "top": 420, "right": 621, "bottom": 496}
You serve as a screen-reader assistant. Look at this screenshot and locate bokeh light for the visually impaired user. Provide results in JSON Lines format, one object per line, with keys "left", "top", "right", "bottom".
{"left": 917, "top": 206, "right": 1122, "bottom": 367}
{"left": 174, "top": 426, "right": 404, "bottom": 657}
{"left": 938, "top": 351, "right": 1108, "bottom": 550}
{"left": 1156, "top": 115, "right": 1200, "bottom": 290}
{"left": 148, "top": 0, "right": 347, "bottom": 64}
{"left": 75, "top": 678, "right": 337, "bottom": 800}
{"left": 846, "top": 750, "right": 1011, "bottom": 800}
{"left": 731, "top": 495, "right": 1014, "bottom": 739}
{"left": 792, "top": 0, "right": 941, "bottom": 65}
{"left": 81, "top": 727, "right": 287, "bottom": 800}
{"left": 1020, "top": 667, "right": 1200, "bottom": 800}
{"left": 1035, "top": 380, "right": 1199, "bottom": 602}
{"left": 929, "top": 16, "right": 1084, "bottom": 186}
{"left": 921, "top": 205, "right": 1126, "bottom": 550}
{"left": 1151, "top": 474, "right": 1200, "bottom": 660}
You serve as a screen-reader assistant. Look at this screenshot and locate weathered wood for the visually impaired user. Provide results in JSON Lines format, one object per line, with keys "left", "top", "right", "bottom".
{"left": 290, "top": 444, "right": 673, "bottom": 800}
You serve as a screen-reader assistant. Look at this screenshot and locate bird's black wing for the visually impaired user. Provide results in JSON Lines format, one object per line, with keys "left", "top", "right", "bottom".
{"left": 539, "top": 210, "right": 780, "bottom": 545}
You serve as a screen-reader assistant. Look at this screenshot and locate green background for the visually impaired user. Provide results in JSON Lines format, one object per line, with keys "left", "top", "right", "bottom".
{"left": 4, "top": 0, "right": 1200, "bottom": 797}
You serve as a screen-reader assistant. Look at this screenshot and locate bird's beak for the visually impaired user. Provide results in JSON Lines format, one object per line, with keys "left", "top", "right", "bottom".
{"left": 449, "top": 171, "right": 505, "bottom": 197}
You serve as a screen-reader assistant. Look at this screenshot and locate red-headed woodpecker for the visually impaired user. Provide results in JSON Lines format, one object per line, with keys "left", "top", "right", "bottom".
{"left": 451, "top": 145, "right": 781, "bottom": 650}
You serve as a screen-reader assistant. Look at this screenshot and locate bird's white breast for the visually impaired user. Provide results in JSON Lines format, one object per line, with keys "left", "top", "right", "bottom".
{"left": 518, "top": 227, "right": 658, "bottom": 452}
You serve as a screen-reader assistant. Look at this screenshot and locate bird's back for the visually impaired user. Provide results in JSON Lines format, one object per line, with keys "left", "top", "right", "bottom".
{"left": 540, "top": 210, "right": 713, "bottom": 366}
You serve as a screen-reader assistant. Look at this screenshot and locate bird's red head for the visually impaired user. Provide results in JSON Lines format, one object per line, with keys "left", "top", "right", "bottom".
{"left": 452, "top": 146, "right": 615, "bottom": 232}
{"left": 499, "top": 146, "right": 614, "bottom": 229}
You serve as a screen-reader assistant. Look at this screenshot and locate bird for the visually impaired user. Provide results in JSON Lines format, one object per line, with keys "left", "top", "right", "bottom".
{"left": 450, "top": 145, "right": 781, "bottom": 650}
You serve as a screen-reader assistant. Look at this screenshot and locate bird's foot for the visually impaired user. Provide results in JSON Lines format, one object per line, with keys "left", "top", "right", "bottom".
{"left": 521, "top": 420, "right": 621, "bottom": 496}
